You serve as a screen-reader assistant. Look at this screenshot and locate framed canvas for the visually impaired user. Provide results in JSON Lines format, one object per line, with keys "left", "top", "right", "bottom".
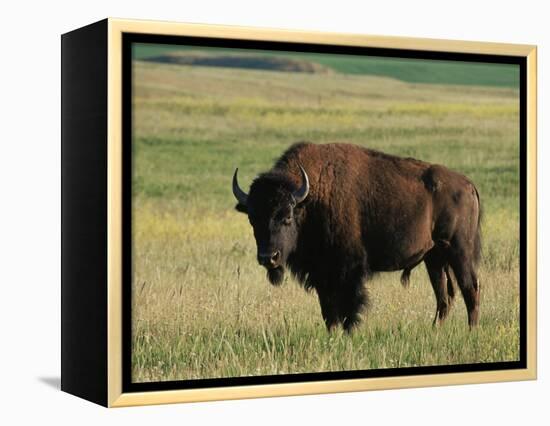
{"left": 61, "top": 18, "right": 537, "bottom": 407}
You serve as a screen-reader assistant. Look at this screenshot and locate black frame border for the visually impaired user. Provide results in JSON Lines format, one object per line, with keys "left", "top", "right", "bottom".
{"left": 122, "top": 33, "right": 527, "bottom": 393}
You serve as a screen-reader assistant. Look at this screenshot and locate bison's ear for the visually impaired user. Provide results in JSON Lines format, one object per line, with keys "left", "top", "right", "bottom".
{"left": 235, "top": 203, "right": 248, "bottom": 214}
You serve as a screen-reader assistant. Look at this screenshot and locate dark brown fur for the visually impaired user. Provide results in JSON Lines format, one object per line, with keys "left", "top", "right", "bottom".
{"left": 236, "top": 142, "right": 482, "bottom": 331}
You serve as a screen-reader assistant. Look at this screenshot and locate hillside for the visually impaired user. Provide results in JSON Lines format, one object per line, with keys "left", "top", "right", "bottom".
{"left": 133, "top": 43, "right": 519, "bottom": 87}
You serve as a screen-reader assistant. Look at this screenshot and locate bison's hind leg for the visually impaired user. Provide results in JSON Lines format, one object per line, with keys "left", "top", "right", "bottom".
{"left": 445, "top": 265, "right": 456, "bottom": 304}
{"left": 424, "top": 250, "right": 453, "bottom": 326}
{"left": 449, "top": 252, "right": 480, "bottom": 329}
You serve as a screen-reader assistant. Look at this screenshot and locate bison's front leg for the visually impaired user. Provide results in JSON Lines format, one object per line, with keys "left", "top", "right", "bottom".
{"left": 316, "top": 288, "right": 340, "bottom": 332}
{"left": 339, "top": 280, "right": 368, "bottom": 333}
{"left": 316, "top": 272, "right": 368, "bottom": 333}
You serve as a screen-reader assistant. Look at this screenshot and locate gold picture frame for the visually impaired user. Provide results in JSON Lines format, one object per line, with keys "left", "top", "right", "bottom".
{"left": 61, "top": 17, "right": 537, "bottom": 407}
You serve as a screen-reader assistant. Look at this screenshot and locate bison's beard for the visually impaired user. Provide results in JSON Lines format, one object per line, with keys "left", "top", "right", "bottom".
{"left": 267, "top": 266, "right": 285, "bottom": 286}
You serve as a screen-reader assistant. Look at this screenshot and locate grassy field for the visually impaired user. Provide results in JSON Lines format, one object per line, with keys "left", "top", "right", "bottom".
{"left": 131, "top": 54, "right": 520, "bottom": 383}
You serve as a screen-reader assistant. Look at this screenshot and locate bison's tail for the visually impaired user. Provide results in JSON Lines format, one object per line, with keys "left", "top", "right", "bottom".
{"left": 473, "top": 185, "right": 482, "bottom": 267}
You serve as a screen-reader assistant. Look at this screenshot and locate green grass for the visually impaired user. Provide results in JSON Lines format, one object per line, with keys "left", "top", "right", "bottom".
{"left": 133, "top": 43, "right": 519, "bottom": 87}
{"left": 131, "top": 58, "right": 520, "bottom": 382}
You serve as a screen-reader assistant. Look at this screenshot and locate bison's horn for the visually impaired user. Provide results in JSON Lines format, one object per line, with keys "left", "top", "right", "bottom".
{"left": 232, "top": 168, "right": 248, "bottom": 206}
{"left": 293, "top": 165, "right": 310, "bottom": 204}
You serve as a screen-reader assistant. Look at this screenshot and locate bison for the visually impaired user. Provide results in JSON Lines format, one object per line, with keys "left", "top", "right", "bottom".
{"left": 232, "top": 142, "right": 481, "bottom": 332}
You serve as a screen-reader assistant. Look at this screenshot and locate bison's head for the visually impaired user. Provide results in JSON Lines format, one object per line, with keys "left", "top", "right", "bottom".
{"left": 232, "top": 166, "right": 309, "bottom": 285}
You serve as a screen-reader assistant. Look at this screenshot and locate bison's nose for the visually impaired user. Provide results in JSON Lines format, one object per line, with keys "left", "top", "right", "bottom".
{"left": 258, "top": 251, "right": 281, "bottom": 268}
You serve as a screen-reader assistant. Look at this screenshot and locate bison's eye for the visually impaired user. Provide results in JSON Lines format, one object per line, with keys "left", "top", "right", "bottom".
{"left": 276, "top": 209, "right": 292, "bottom": 225}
